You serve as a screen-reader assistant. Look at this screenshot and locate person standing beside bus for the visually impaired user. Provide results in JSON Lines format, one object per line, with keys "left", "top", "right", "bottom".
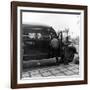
{"left": 50, "top": 35, "right": 59, "bottom": 64}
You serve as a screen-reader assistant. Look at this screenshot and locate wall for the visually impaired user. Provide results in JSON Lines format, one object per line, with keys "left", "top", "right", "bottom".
{"left": 0, "top": 0, "right": 89, "bottom": 90}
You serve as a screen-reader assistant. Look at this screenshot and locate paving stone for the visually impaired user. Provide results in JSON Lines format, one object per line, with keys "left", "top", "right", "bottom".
{"left": 74, "top": 65, "right": 79, "bottom": 69}
{"left": 22, "top": 72, "right": 30, "bottom": 78}
{"left": 30, "top": 70, "right": 39, "bottom": 75}
{"left": 50, "top": 69, "right": 60, "bottom": 74}
{"left": 55, "top": 73, "right": 65, "bottom": 76}
{"left": 39, "top": 69, "right": 49, "bottom": 73}
{"left": 69, "top": 63, "right": 75, "bottom": 66}
{"left": 63, "top": 65, "right": 70, "bottom": 68}
{"left": 48, "top": 68, "right": 56, "bottom": 71}
{"left": 31, "top": 74, "right": 42, "bottom": 77}
{"left": 64, "top": 70, "right": 75, "bottom": 75}
{"left": 59, "top": 68, "right": 68, "bottom": 72}
{"left": 41, "top": 71, "right": 52, "bottom": 77}
{"left": 56, "top": 67, "right": 64, "bottom": 70}
{"left": 67, "top": 66, "right": 75, "bottom": 70}
{"left": 73, "top": 69, "right": 79, "bottom": 73}
{"left": 31, "top": 73, "right": 39, "bottom": 76}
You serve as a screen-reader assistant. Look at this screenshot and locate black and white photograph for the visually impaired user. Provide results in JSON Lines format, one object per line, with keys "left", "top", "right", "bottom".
{"left": 11, "top": 1, "right": 87, "bottom": 88}
{"left": 19, "top": 7, "right": 82, "bottom": 82}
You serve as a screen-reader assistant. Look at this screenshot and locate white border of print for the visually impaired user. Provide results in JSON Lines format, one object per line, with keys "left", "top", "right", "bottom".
{"left": 17, "top": 7, "right": 84, "bottom": 84}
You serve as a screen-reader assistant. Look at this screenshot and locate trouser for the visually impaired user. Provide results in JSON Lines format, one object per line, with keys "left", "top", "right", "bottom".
{"left": 51, "top": 47, "right": 59, "bottom": 63}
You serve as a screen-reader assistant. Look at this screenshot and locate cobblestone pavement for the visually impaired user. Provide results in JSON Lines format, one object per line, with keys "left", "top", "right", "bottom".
{"left": 22, "top": 58, "right": 79, "bottom": 79}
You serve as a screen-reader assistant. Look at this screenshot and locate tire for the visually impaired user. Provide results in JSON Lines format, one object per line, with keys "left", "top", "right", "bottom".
{"left": 68, "top": 54, "right": 74, "bottom": 62}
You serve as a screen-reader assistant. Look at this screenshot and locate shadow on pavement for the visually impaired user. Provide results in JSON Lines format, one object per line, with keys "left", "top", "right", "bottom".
{"left": 23, "top": 58, "right": 59, "bottom": 71}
